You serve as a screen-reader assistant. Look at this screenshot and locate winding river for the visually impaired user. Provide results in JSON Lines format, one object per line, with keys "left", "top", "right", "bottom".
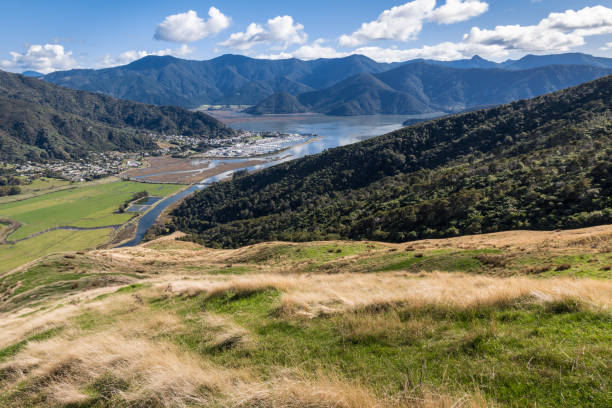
{"left": 120, "top": 113, "right": 440, "bottom": 247}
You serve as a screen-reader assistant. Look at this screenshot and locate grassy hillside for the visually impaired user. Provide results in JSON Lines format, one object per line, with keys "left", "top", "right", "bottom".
{"left": 0, "top": 227, "right": 610, "bottom": 407}
{"left": 169, "top": 75, "right": 612, "bottom": 248}
{"left": 0, "top": 70, "right": 234, "bottom": 162}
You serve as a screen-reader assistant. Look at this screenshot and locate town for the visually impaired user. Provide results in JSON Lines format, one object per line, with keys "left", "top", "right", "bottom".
{"left": 5, "top": 131, "right": 315, "bottom": 182}
{"left": 197, "top": 131, "right": 315, "bottom": 158}
{"left": 6, "top": 152, "right": 143, "bottom": 182}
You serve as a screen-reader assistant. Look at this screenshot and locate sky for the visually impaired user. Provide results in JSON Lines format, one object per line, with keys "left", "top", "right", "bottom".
{"left": 1, "top": 0, "right": 612, "bottom": 73}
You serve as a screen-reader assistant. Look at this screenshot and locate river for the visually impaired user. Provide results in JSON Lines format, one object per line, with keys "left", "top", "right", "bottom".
{"left": 119, "top": 113, "right": 440, "bottom": 247}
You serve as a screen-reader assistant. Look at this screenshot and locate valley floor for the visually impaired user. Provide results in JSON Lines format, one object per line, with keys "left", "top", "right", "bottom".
{"left": 0, "top": 227, "right": 610, "bottom": 407}
{"left": 0, "top": 179, "right": 182, "bottom": 274}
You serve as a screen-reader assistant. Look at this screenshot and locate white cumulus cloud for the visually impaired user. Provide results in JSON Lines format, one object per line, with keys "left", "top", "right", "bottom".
{"left": 353, "top": 42, "right": 506, "bottom": 63}
{"left": 350, "top": 5, "right": 612, "bottom": 63}
{"left": 463, "top": 5, "right": 612, "bottom": 52}
{"left": 429, "top": 0, "right": 489, "bottom": 24}
{"left": 220, "top": 15, "right": 307, "bottom": 50}
{"left": 339, "top": 0, "right": 488, "bottom": 47}
{"left": 601, "top": 42, "right": 612, "bottom": 51}
{"left": 257, "top": 39, "right": 348, "bottom": 60}
{"left": 154, "top": 8, "right": 230, "bottom": 43}
{"left": 99, "top": 44, "right": 194, "bottom": 67}
{"left": 1, "top": 44, "right": 77, "bottom": 74}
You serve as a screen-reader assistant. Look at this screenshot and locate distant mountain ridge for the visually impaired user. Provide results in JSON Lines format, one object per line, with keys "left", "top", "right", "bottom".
{"left": 21, "top": 71, "right": 44, "bottom": 78}
{"left": 42, "top": 52, "right": 612, "bottom": 111}
{"left": 43, "top": 54, "right": 398, "bottom": 108}
{"left": 0, "top": 70, "right": 233, "bottom": 162}
{"left": 251, "top": 63, "right": 612, "bottom": 115}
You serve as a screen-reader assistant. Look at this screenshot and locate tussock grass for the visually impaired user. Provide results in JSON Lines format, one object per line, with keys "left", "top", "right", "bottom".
{"left": 1, "top": 229, "right": 611, "bottom": 407}
{"left": 164, "top": 272, "right": 612, "bottom": 318}
{"left": 1, "top": 328, "right": 472, "bottom": 408}
{"left": 0, "top": 332, "right": 244, "bottom": 407}
{"left": 168, "top": 274, "right": 298, "bottom": 299}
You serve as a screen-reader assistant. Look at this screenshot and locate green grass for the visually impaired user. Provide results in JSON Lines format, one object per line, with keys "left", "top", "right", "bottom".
{"left": 505, "top": 252, "right": 612, "bottom": 278}
{"left": 0, "top": 180, "right": 182, "bottom": 274}
{"left": 0, "top": 221, "right": 11, "bottom": 240}
{"left": 0, "top": 328, "right": 63, "bottom": 363}
{"left": 0, "top": 228, "right": 113, "bottom": 274}
{"left": 0, "top": 180, "right": 181, "bottom": 241}
{"left": 229, "top": 242, "right": 374, "bottom": 269}
{"left": 0, "top": 254, "right": 147, "bottom": 311}
{"left": 158, "top": 288, "right": 612, "bottom": 408}
{"left": 18, "top": 177, "right": 72, "bottom": 195}
{"left": 0, "top": 177, "right": 120, "bottom": 204}
{"left": 0, "top": 237, "right": 610, "bottom": 407}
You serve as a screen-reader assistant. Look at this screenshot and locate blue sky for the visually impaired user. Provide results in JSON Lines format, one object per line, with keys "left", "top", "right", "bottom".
{"left": 1, "top": 0, "right": 612, "bottom": 73}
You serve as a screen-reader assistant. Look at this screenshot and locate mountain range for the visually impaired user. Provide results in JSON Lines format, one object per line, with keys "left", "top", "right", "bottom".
{"left": 250, "top": 63, "right": 612, "bottom": 115}
{"left": 0, "top": 70, "right": 233, "bottom": 162}
{"left": 42, "top": 53, "right": 612, "bottom": 114}
{"left": 169, "top": 75, "right": 612, "bottom": 247}
{"left": 43, "top": 54, "right": 399, "bottom": 108}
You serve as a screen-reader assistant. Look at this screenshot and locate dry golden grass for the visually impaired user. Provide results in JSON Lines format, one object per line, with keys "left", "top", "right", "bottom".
{"left": 2, "top": 227, "right": 611, "bottom": 407}
{"left": 0, "top": 274, "right": 498, "bottom": 408}
{"left": 81, "top": 224, "right": 612, "bottom": 280}
{"left": 409, "top": 224, "right": 612, "bottom": 252}
{"left": 0, "top": 283, "right": 139, "bottom": 349}
{"left": 280, "top": 272, "right": 612, "bottom": 316}
{"left": 1, "top": 325, "right": 484, "bottom": 408}
{"left": 1, "top": 331, "right": 245, "bottom": 407}
{"left": 163, "top": 272, "right": 612, "bottom": 318}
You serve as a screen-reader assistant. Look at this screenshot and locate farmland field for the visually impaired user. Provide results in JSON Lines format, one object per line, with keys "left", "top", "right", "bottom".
{"left": 0, "top": 177, "right": 121, "bottom": 205}
{"left": 0, "top": 180, "right": 182, "bottom": 274}
{"left": 0, "top": 181, "right": 181, "bottom": 241}
{"left": 0, "top": 229, "right": 112, "bottom": 274}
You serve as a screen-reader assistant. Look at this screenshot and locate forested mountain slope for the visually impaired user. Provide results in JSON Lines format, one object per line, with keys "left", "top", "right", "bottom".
{"left": 43, "top": 53, "right": 612, "bottom": 111}
{"left": 244, "top": 92, "right": 308, "bottom": 115}
{"left": 169, "top": 75, "right": 612, "bottom": 247}
{"left": 251, "top": 63, "right": 612, "bottom": 115}
{"left": 43, "top": 54, "right": 396, "bottom": 107}
{"left": 0, "top": 70, "right": 233, "bottom": 162}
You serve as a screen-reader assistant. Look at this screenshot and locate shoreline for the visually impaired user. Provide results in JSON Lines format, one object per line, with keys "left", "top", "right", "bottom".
{"left": 192, "top": 136, "right": 320, "bottom": 160}
{"left": 121, "top": 156, "right": 266, "bottom": 184}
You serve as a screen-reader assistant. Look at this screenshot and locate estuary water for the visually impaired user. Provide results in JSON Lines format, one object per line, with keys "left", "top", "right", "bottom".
{"left": 120, "top": 113, "right": 440, "bottom": 247}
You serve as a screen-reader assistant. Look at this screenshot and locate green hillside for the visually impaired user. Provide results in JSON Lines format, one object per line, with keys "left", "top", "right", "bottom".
{"left": 169, "top": 75, "right": 612, "bottom": 247}
{"left": 0, "top": 230, "right": 610, "bottom": 407}
{"left": 0, "top": 70, "right": 234, "bottom": 162}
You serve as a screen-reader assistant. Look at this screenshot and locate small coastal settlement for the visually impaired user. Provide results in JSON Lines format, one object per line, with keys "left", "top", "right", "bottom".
{"left": 3, "top": 130, "right": 312, "bottom": 184}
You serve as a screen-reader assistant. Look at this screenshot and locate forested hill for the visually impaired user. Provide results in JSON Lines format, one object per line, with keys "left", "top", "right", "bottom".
{"left": 169, "top": 75, "right": 612, "bottom": 248}
{"left": 250, "top": 63, "right": 612, "bottom": 115}
{"left": 0, "top": 70, "right": 234, "bottom": 162}
{"left": 43, "top": 54, "right": 397, "bottom": 107}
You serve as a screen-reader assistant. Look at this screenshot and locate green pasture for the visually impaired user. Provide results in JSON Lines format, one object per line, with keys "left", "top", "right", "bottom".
{"left": 0, "top": 181, "right": 181, "bottom": 241}
{"left": 0, "top": 228, "right": 112, "bottom": 274}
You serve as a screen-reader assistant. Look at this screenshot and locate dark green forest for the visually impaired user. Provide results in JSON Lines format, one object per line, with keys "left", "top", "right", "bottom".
{"left": 0, "top": 70, "right": 234, "bottom": 162}
{"left": 169, "top": 75, "right": 612, "bottom": 247}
